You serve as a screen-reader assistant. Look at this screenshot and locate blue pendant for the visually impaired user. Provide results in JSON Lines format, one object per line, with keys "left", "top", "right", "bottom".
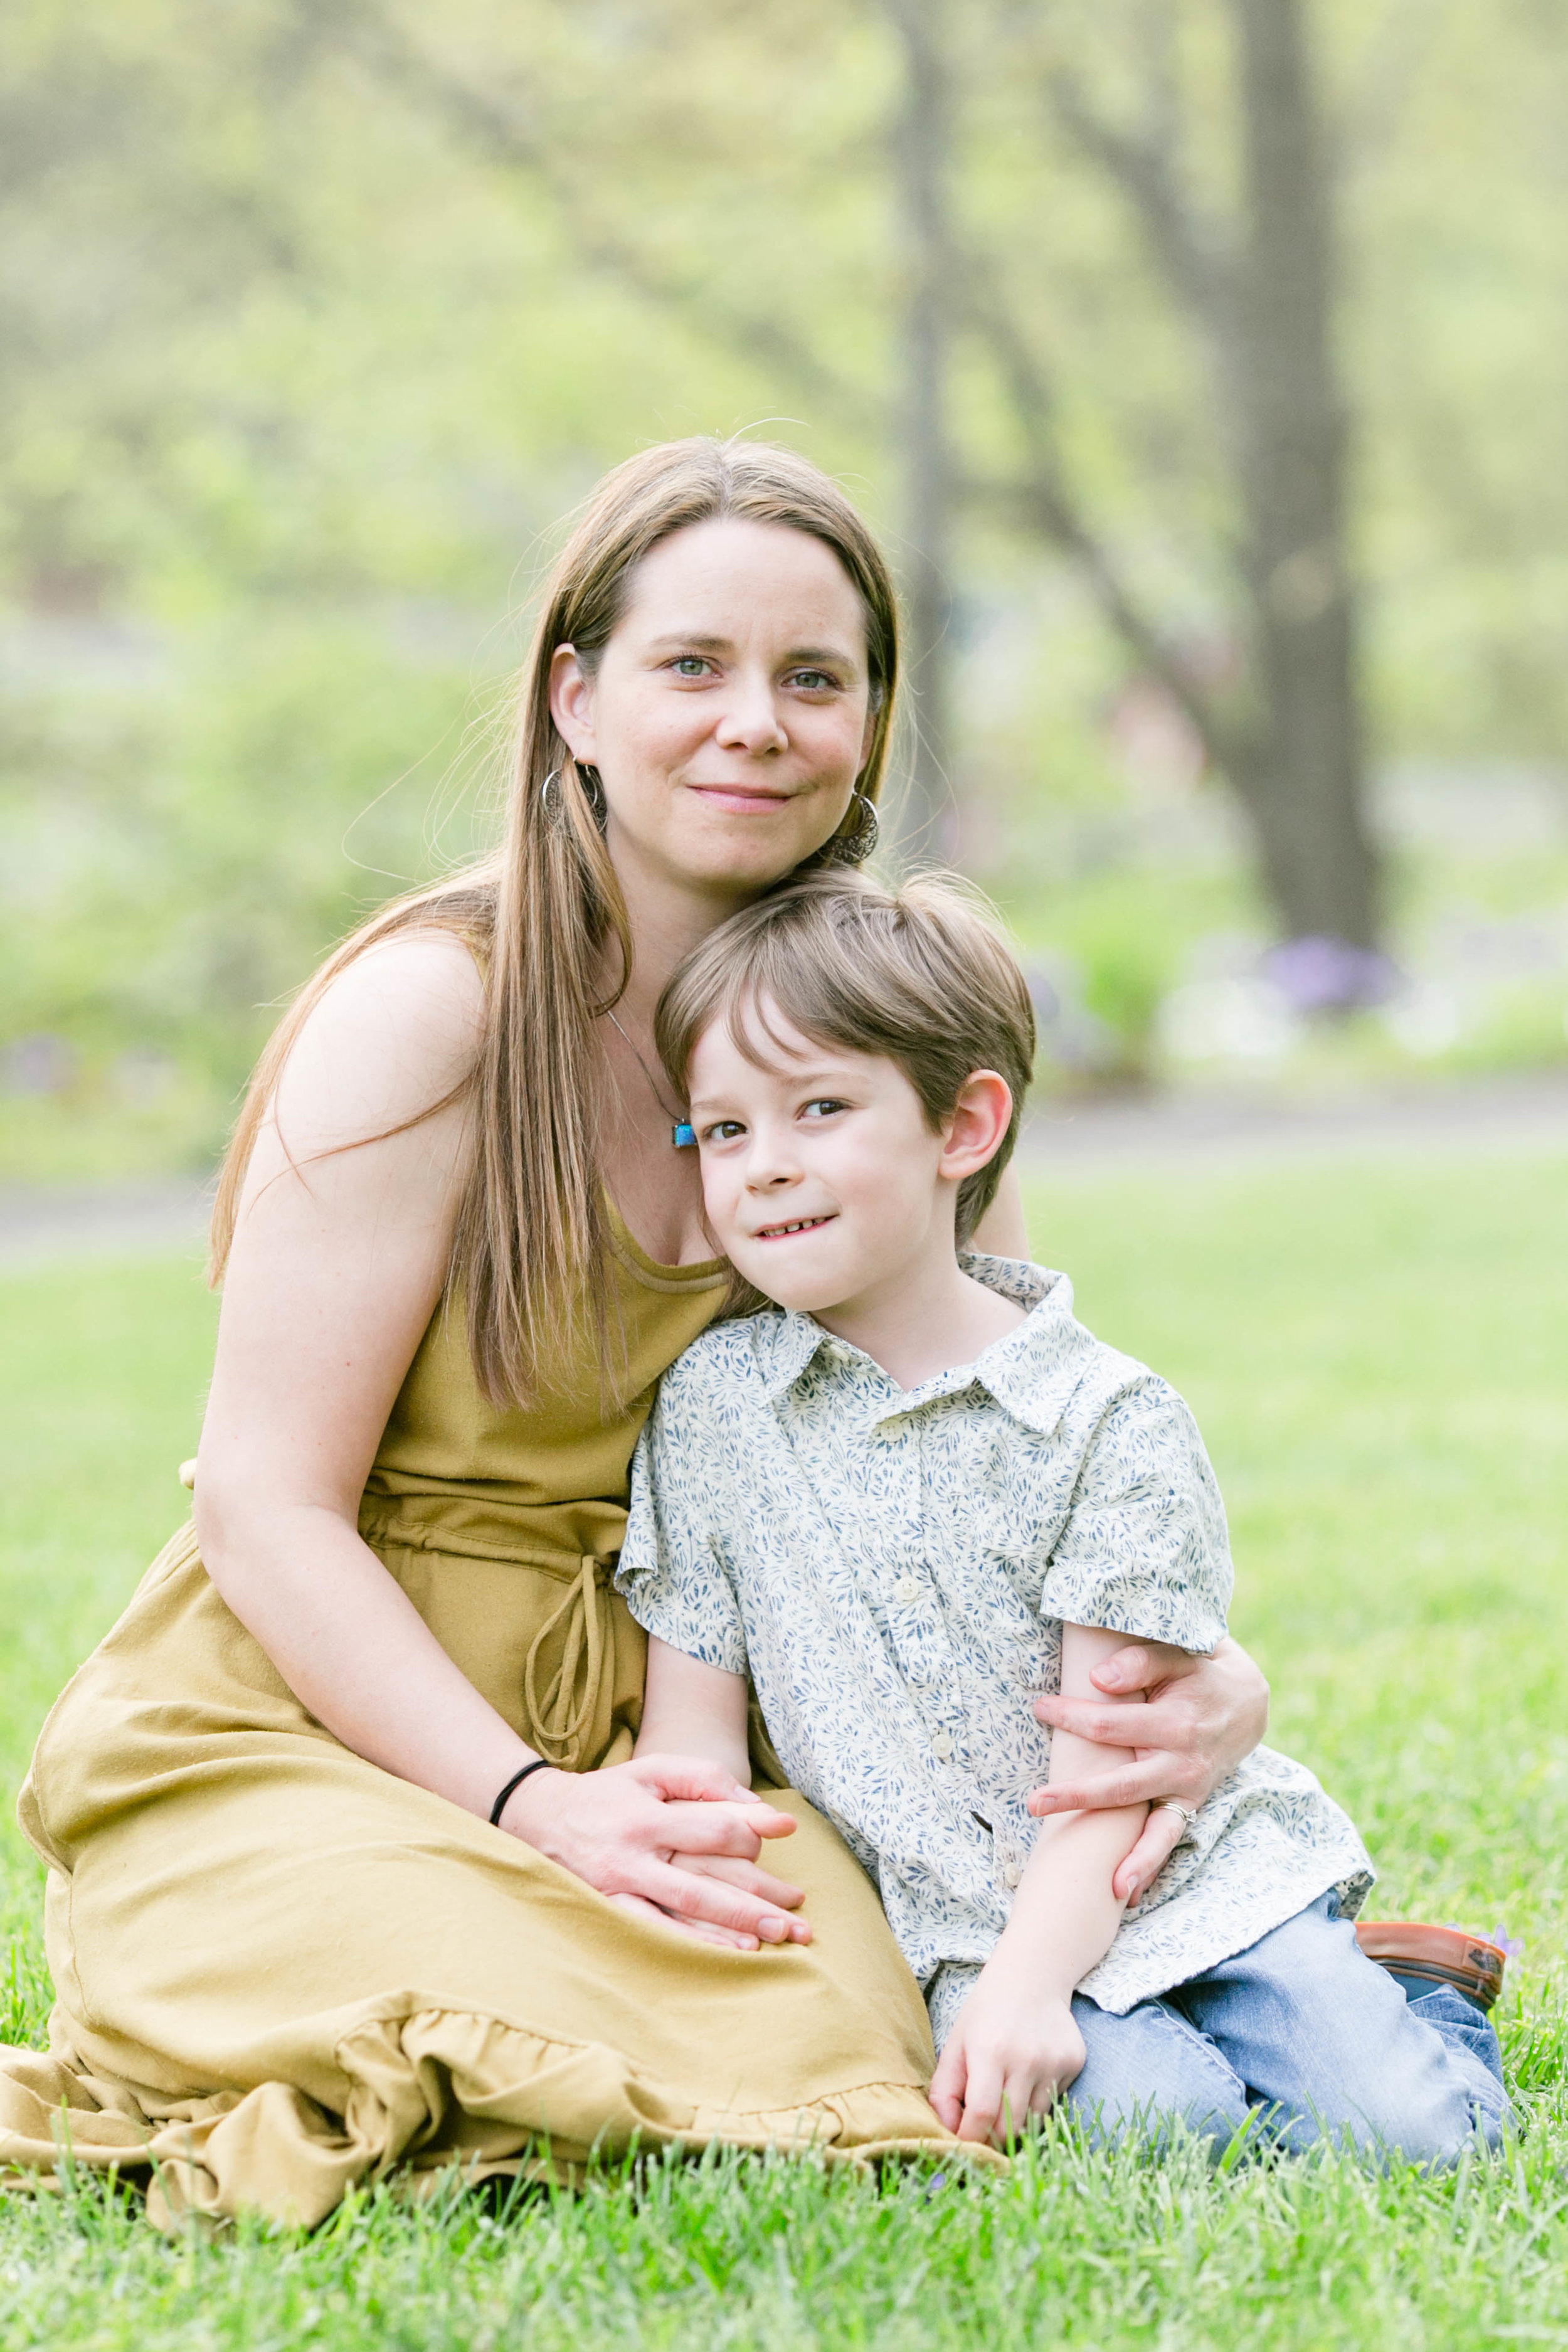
{"left": 672, "top": 1121, "right": 697, "bottom": 1149}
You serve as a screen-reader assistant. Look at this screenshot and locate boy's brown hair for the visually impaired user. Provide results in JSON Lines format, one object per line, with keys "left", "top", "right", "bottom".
{"left": 655, "top": 869, "right": 1036, "bottom": 1246}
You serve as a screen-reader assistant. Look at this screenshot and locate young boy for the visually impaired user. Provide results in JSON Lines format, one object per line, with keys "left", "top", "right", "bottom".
{"left": 617, "top": 872, "right": 1508, "bottom": 2159}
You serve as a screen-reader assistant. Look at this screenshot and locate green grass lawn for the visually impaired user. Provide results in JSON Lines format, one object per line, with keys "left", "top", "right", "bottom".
{"left": 1, "top": 1150, "right": 1565, "bottom": 2349}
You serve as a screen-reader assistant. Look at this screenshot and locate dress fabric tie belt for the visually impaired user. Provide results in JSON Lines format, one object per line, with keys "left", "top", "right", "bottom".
{"left": 522, "top": 1554, "right": 615, "bottom": 1772}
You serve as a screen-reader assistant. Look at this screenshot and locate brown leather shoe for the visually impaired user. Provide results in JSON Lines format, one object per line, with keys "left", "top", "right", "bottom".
{"left": 1355, "top": 1920, "right": 1507, "bottom": 2012}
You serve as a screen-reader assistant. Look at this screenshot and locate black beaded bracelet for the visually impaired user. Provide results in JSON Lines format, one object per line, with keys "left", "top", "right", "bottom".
{"left": 490, "top": 1757, "right": 556, "bottom": 1827}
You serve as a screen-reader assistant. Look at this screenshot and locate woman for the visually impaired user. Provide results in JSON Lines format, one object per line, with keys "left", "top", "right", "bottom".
{"left": 0, "top": 440, "right": 1268, "bottom": 2229}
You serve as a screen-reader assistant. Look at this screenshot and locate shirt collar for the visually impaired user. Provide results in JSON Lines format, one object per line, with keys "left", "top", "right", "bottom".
{"left": 960, "top": 1255, "right": 1089, "bottom": 1436}
{"left": 750, "top": 1305, "right": 831, "bottom": 1401}
{"left": 750, "top": 1253, "right": 1091, "bottom": 1437}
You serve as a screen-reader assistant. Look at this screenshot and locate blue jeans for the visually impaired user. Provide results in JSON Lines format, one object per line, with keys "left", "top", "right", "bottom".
{"left": 1065, "top": 1894, "right": 1510, "bottom": 2165}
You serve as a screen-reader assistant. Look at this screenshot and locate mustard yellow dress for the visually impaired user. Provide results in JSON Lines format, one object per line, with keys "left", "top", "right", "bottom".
{"left": 0, "top": 1209, "right": 968, "bottom": 2229}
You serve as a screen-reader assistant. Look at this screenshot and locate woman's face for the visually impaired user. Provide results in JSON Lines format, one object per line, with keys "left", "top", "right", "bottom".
{"left": 549, "top": 517, "right": 877, "bottom": 906}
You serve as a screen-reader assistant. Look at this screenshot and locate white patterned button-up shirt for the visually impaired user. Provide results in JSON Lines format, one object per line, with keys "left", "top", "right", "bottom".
{"left": 618, "top": 1256, "right": 1372, "bottom": 2042}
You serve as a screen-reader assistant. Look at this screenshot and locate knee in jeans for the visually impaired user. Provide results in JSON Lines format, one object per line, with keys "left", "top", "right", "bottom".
{"left": 1347, "top": 2080, "right": 1505, "bottom": 2169}
{"left": 1360, "top": 2000, "right": 1512, "bottom": 2166}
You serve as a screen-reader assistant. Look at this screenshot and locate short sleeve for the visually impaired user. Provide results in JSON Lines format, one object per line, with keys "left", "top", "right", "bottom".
{"left": 615, "top": 1365, "right": 750, "bottom": 1675}
{"left": 1038, "top": 1378, "right": 1232, "bottom": 1653}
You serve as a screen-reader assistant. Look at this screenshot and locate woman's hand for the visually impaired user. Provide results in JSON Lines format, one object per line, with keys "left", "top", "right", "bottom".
{"left": 501, "top": 1755, "right": 810, "bottom": 1947}
{"left": 610, "top": 1848, "right": 812, "bottom": 1951}
{"left": 1029, "top": 1634, "right": 1269, "bottom": 1904}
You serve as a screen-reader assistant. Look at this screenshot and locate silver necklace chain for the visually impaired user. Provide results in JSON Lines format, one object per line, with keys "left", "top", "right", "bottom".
{"left": 603, "top": 1008, "right": 694, "bottom": 1145}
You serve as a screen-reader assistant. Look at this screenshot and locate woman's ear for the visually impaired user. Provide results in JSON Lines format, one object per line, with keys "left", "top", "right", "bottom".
{"left": 548, "top": 644, "right": 596, "bottom": 763}
{"left": 938, "top": 1071, "right": 1014, "bottom": 1185}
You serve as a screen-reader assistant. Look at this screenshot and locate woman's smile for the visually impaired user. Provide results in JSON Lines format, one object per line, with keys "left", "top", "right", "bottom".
{"left": 683, "top": 778, "right": 802, "bottom": 817}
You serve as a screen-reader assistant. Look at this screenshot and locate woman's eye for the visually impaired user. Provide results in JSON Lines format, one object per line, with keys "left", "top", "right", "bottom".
{"left": 672, "top": 655, "right": 711, "bottom": 679}
{"left": 787, "top": 669, "right": 838, "bottom": 693}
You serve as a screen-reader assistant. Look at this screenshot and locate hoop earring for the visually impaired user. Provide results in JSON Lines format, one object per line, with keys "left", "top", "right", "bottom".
{"left": 822, "top": 790, "right": 879, "bottom": 867}
{"left": 576, "top": 761, "right": 609, "bottom": 835}
{"left": 541, "top": 763, "right": 608, "bottom": 837}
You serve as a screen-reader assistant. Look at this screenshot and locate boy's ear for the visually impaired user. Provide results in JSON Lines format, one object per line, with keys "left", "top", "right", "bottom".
{"left": 938, "top": 1071, "right": 1013, "bottom": 1184}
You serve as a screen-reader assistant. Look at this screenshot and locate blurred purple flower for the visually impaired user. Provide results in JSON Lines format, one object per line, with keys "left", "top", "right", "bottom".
{"left": 1, "top": 1033, "right": 77, "bottom": 1098}
{"left": 1264, "top": 935, "right": 1398, "bottom": 1015}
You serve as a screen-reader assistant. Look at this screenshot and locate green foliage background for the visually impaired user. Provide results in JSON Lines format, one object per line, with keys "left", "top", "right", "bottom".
{"left": 3, "top": 0, "right": 1567, "bottom": 1172}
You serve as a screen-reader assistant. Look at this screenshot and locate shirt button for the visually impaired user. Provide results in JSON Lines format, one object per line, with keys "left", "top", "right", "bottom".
{"left": 930, "top": 1730, "right": 954, "bottom": 1762}
{"left": 1001, "top": 1857, "right": 1023, "bottom": 1890}
{"left": 893, "top": 1578, "right": 923, "bottom": 1604}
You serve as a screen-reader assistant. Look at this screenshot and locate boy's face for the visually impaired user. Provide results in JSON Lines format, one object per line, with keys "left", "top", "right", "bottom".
{"left": 687, "top": 999, "right": 962, "bottom": 1314}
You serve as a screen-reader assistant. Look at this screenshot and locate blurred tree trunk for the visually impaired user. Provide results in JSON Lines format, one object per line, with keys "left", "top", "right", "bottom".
{"left": 1227, "top": 0, "right": 1379, "bottom": 950}
{"left": 884, "top": 0, "right": 955, "bottom": 858}
{"left": 1007, "top": 0, "right": 1382, "bottom": 965}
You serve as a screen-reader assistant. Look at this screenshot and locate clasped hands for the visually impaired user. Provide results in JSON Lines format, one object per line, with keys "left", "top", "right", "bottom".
{"left": 497, "top": 1751, "right": 810, "bottom": 1950}
{"left": 498, "top": 1635, "right": 1266, "bottom": 1963}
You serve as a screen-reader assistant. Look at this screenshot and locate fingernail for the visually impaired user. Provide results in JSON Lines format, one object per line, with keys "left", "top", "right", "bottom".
{"left": 760, "top": 1914, "right": 790, "bottom": 1941}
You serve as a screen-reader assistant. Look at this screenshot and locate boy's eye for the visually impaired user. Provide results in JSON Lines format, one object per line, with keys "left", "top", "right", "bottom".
{"left": 701, "top": 1118, "right": 746, "bottom": 1143}
{"left": 800, "top": 1098, "right": 849, "bottom": 1120}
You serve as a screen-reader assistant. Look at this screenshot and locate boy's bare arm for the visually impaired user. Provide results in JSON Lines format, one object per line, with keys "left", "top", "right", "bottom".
{"left": 930, "top": 1623, "right": 1149, "bottom": 2143}
{"left": 636, "top": 1636, "right": 755, "bottom": 1787}
{"left": 1009, "top": 1623, "right": 1152, "bottom": 1986}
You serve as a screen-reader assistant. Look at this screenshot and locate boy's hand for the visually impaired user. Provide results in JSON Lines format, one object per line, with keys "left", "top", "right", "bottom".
{"left": 928, "top": 1956, "right": 1085, "bottom": 2144}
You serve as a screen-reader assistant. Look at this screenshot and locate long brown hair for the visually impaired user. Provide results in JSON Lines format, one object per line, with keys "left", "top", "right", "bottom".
{"left": 209, "top": 437, "right": 901, "bottom": 1402}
